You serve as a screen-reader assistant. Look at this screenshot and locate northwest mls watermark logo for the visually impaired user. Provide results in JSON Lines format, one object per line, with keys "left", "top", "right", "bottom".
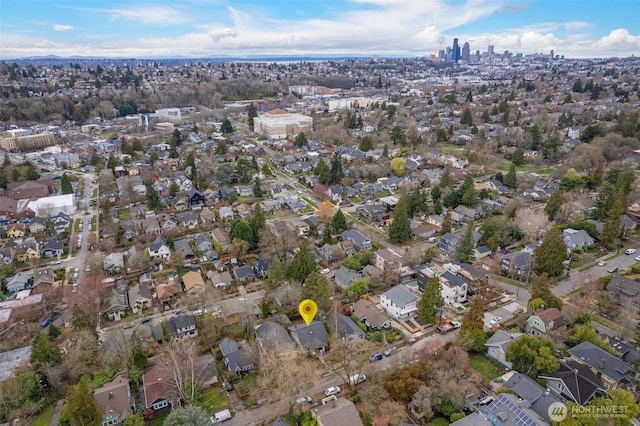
{"left": 549, "top": 402, "right": 568, "bottom": 422}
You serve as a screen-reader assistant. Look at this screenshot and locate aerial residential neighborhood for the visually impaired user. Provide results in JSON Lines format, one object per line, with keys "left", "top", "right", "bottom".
{"left": 0, "top": 44, "right": 639, "bottom": 426}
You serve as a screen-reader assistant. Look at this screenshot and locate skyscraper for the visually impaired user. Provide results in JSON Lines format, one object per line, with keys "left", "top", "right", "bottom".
{"left": 461, "top": 42, "right": 470, "bottom": 62}
{"left": 452, "top": 38, "right": 460, "bottom": 63}
{"left": 488, "top": 45, "right": 494, "bottom": 55}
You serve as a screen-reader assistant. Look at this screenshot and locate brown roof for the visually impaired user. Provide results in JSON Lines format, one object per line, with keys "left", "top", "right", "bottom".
{"left": 535, "top": 308, "right": 565, "bottom": 329}
{"left": 156, "top": 279, "right": 182, "bottom": 301}
{"left": 352, "top": 299, "right": 391, "bottom": 328}
{"left": 94, "top": 375, "right": 133, "bottom": 419}
{"left": 0, "top": 196, "right": 17, "bottom": 214}
{"left": 182, "top": 271, "right": 205, "bottom": 293}
{"left": 142, "top": 365, "right": 173, "bottom": 407}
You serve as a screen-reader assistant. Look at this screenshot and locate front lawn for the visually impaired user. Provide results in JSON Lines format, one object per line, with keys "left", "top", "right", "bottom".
{"left": 469, "top": 356, "right": 501, "bottom": 381}
{"left": 32, "top": 406, "right": 53, "bottom": 426}
{"left": 118, "top": 208, "right": 130, "bottom": 220}
{"left": 201, "top": 387, "right": 228, "bottom": 412}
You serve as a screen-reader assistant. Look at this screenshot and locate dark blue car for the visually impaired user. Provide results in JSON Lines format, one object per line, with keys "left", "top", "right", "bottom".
{"left": 369, "top": 353, "right": 383, "bottom": 362}
{"left": 41, "top": 318, "right": 52, "bottom": 327}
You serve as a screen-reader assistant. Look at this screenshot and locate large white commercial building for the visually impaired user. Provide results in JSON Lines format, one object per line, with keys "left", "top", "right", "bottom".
{"left": 253, "top": 109, "right": 312, "bottom": 139}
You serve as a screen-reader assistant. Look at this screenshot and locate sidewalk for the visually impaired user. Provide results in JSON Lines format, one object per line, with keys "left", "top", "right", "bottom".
{"left": 48, "top": 400, "right": 64, "bottom": 426}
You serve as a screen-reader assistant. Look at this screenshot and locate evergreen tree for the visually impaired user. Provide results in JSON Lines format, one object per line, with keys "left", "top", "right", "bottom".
{"left": 248, "top": 203, "right": 266, "bottom": 247}
{"left": 220, "top": 118, "right": 233, "bottom": 134}
{"left": 247, "top": 103, "right": 258, "bottom": 132}
{"left": 418, "top": 276, "right": 443, "bottom": 324}
{"left": 322, "top": 224, "right": 333, "bottom": 245}
{"left": 382, "top": 144, "right": 389, "bottom": 158}
{"left": 295, "top": 132, "right": 308, "bottom": 147}
{"left": 389, "top": 204, "right": 412, "bottom": 242}
{"left": 433, "top": 198, "right": 443, "bottom": 214}
{"left": 171, "top": 128, "right": 184, "bottom": 146}
{"left": 459, "top": 175, "right": 478, "bottom": 206}
{"left": 145, "top": 184, "right": 163, "bottom": 211}
{"left": 544, "top": 190, "right": 564, "bottom": 221}
{"left": 358, "top": 136, "right": 374, "bottom": 152}
{"left": 530, "top": 273, "right": 562, "bottom": 309}
{"left": 287, "top": 239, "right": 316, "bottom": 283}
{"left": 512, "top": 147, "right": 525, "bottom": 166}
{"left": 440, "top": 169, "right": 453, "bottom": 188}
{"left": 534, "top": 229, "right": 567, "bottom": 276}
{"left": 460, "top": 107, "right": 473, "bottom": 126}
{"left": 253, "top": 177, "right": 264, "bottom": 198}
{"left": 441, "top": 211, "right": 453, "bottom": 235}
{"left": 60, "top": 381, "right": 102, "bottom": 426}
{"left": 301, "top": 271, "right": 332, "bottom": 311}
{"left": 215, "top": 140, "right": 228, "bottom": 155}
{"left": 25, "top": 163, "right": 39, "bottom": 180}
{"left": 60, "top": 173, "right": 73, "bottom": 194}
{"left": 456, "top": 221, "right": 475, "bottom": 263}
{"left": 430, "top": 185, "right": 442, "bottom": 201}
{"left": 314, "top": 158, "right": 331, "bottom": 185}
{"left": 229, "top": 219, "right": 254, "bottom": 246}
{"left": 30, "top": 333, "right": 62, "bottom": 365}
{"left": 11, "top": 168, "right": 21, "bottom": 182}
{"left": 264, "top": 255, "right": 286, "bottom": 293}
{"left": 331, "top": 209, "right": 347, "bottom": 234}
{"left": 461, "top": 297, "right": 484, "bottom": 331}
{"left": 107, "top": 153, "right": 118, "bottom": 169}
{"left": 149, "top": 151, "right": 159, "bottom": 166}
{"left": 164, "top": 405, "right": 209, "bottom": 426}
{"left": 329, "top": 153, "right": 344, "bottom": 184}
{"left": 504, "top": 163, "right": 518, "bottom": 188}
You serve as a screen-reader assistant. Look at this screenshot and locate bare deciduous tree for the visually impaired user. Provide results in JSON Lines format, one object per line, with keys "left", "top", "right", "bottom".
{"left": 155, "top": 340, "right": 204, "bottom": 404}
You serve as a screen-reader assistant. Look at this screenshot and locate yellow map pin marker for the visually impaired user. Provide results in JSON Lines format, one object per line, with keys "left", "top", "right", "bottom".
{"left": 299, "top": 299, "right": 318, "bottom": 326}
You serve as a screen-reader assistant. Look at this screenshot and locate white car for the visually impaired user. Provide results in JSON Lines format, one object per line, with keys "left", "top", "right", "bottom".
{"left": 635, "top": 255, "right": 640, "bottom": 261}
{"left": 324, "top": 386, "right": 341, "bottom": 396}
{"left": 489, "top": 317, "right": 503, "bottom": 326}
{"left": 625, "top": 248, "right": 637, "bottom": 255}
{"left": 320, "top": 268, "right": 330, "bottom": 275}
{"left": 598, "top": 261, "right": 606, "bottom": 266}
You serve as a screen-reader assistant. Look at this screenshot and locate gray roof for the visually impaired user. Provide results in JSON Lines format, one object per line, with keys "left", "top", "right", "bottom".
{"left": 256, "top": 321, "right": 295, "bottom": 352}
{"left": 219, "top": 337, "right": 240, "bottom": 357}
{"left": 539, "top": 360, "right": 604, "bottom": 406}
{"left": 568, "top": 341, "right": 633, "bottom": 382}
{"left": 289, "top": 321, "right": 329, "bottom": 350}
{"left": 485, "top": 329, "right": 523, "bottom": 352}
{"left": 503, "top": 372, "right": 562, "bottom": 423}
{"left": 482, "top": 393, "right": 547, "bottom": 426}
{"left": 168, "top": 315, "right": 196, "bottom": 334}
{"left": 382, "top": 285, "right": 418, "bottom": 307}
{"left": 334, "top": 265, "right": 361, "bottom": 289}
{"left": 149, "top": 236, "right": 167, "bottom": 252}
{"left": 598, "top": 333, "right": 640, "bottom": 364}
{"left": 607, "top": 274, "right": 640, "bottom": 297}
{"left": 331, "top": 314, "right": 365, "bottom": 340}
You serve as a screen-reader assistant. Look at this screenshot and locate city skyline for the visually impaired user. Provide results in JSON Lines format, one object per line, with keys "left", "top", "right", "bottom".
{"left": 1, "top": 0, "right": 639, "bottom": 59}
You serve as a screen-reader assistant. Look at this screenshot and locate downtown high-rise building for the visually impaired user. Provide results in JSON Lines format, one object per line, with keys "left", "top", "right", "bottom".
{"left": 452, "top": 38, "right": 461, "bottom": 62}
{"left": 461, "top": 42, "right": 470, "bottom": 62}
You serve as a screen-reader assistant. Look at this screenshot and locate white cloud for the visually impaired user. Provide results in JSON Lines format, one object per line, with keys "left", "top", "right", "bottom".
{"left": 207, "top": 28, "right": 237, "bottom": 42}
{"left": 53, "top": 24, "right": 74, "bottom": 31}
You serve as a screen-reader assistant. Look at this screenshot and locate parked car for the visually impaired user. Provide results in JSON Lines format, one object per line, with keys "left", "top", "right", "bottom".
{"left": 625, "top": 248, "right": 637, "bottom": 255}
{"left": 383, "top": 346, "right": 397, "bottom": 357}
{"left": 320, "top": 268, "right": 330, "bottom": 275}
{"left": 296, "top": 396, "right": 313, "bottom": 404}
{"left": 123, "top": 322, "right": 134, "bottom": 329}
{"left": 635, "top": 255, "right": 640, "bottom": 261}
{"left": 41, "top": 317, "right": 52, "bottom": 327}
{"left": 607, "top": 266, "right": 619, "bottom": 273}
{"left": 141, "top": 318, "right": 151, "bottom": 324}
{"left": 369, "top": 352, "right": 383, "bottom": 362}
{"left": 489, "top": 317, "right": 503, "bottom": 326}
{"left": 210, "top": 409, "right": 232, "bottom": 424}
{"left": 598, "top": 261, "right": 606, "bottom": 266}
{"left": 324, "top": 386, "right": 341, "bottom": 396}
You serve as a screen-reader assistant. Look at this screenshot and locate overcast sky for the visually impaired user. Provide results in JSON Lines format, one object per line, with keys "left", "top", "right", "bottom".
{"left": 1, "top": 0, "right": 639, "bottom": 59}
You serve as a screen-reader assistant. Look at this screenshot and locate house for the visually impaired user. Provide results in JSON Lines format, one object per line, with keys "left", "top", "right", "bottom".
{"left": 174, "top": 239, "right": 195, "bottom": 259}
{"left": 563, "top": 228, "right": 595, "bottom": 251}
{"left": 233, "top": 265, "right": 255, "bottom": 283}
{"left": 312, "top": 397, "right": 363, "bottom": 426}
{"left": 194, "top": 234, "right": 213, "bottom": 253}
{"left": 470, "top": 393, "right": 549, "bottom": 426}
{"left": 380, "top": 285, "right": 418, "bottom": 320}
{"left": 94, "top": 374, "right": 133, "bottom": 426}
{"left": 103, "top": 252, "right": 125, "bottom": 275}
{"left": 148, "top": 236, "right": 171, "bottom": 261}
{"left": 255, "top": 320, "right": 297, "bottom": 354}
{"left": 539, "top": 360, "right": 606, "bottom": 406}
{"left": 500, "top": 251, "right": 532, "bottom": 277}
{"left": 606, "top": 274, "right": 640, "bottom": 313}
{"left": 485, "top": 329, "right": 523, "bottom": 368}
{"left": 330, "top": 313, "right": 365, "bottom": 341}
{"left": 180, "top": 212, "right": 198, "bottom": 229}
{"left": 567, "top": 341, "right": 633, "bottom": 390}
{"left": 52, "top": 212, "right": 71, "bottom": 233}
{"left": 502, "top": 371, "right": 563, "bottom": 424}
{"left": 439, "top": 232, "right": 461, "bottom": 255}
{"left": 334, "top": 265, "right": 361, "bottom": 290}
{"left": 128, "top": 283, "right": 154, "bottom": 312}
{"left": 411, "top": 223, "right": 439, "bottom": 240}
{"left": 142, "top": 365, "right": 179, "bottom": 414}
{"left": 598, "top": 334, "right": 640, "bottom": 364}
{"left": 340, "top": 229, "right": 372, "bottom": 251}
{"left": 104, "top": 288, "right": 129, "bottom": 321}
{"left": 5, "top": 272, "right": 32, "bottom": 294}
{"left": 289, "top": 321, "right": 330, "bottom": 357}
{"left": 156, "top": 278, "right": 182, "bottom": 306}
{"left": 182, "top": 270, "right": 206, "bottom": 294}
{"left": 15, "top": 237, "right": 40, "bottom": 262}
{"left": 352, "top": 299, "right": 392, "bottom": 330}
{"left": 219, "top": 338, "right": 257, "bottom": 375}
{"left": 374, "top": 248, "right": 403, "bottom": 272}
{"left": 439, "top": 271, "right": 468, "bottom": 304}
{"left": 40, "top": 238, "right": 64, "bottom": 258}
{"left": 28, "top": 217, "right": 47, "bottom": 234}
{"left": 33, "top": 267, "right": 55, "bottom": 289}
{"left": 355, "top": 204, "right": 387, "bottom": 222}
{"left": 188, "top": 188, "right": 204, "bottom": 206}
{"left": 219, "top": 206, "right": 234, "bottom": 221}
{"left": 167, "top": 314, "right": 198, "bottom": 340}
{"left": 208, "top": 270, "right": 233, "bottom": 288}
{"left": 526, "top": 308, "right": 565, "bottom": 336}
{"left": 212, "top": 228, "right": 230, "bottom": 251}
{"left": 159, "top": 215, "right": 178, "bottom": 231}
{"left": 6, "top": 223, "right": 27, "bottom": 239}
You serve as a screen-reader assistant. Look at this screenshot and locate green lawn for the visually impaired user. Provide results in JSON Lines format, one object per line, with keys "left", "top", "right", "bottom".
{"left": 201, "top": 387, "right": 228, "bottom": 412}
{"left": 32, "top": 406, "right": 53, "bottom": 426}
{"left": 469, "top": 356, "right": 501, "bottom": 381}
{"left": 118, "top": 208, "right": 131, "bottom": 220}
{"left": 428, "top": 417, "right": 451, "bottom": 426}
{"left": 497, "top": 163, "right": 556, "bottom": 174}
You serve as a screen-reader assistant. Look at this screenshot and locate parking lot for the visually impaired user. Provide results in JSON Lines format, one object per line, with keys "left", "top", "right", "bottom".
{"left": 483, "top": 301, "right": 525, "bottom": 330}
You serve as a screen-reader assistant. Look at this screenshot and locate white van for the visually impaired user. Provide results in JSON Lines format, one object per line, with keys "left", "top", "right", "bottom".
{"left": 349, "top": 374, "right": 367, "bottom": 385}
{"left": 211, "top": 409, "right": 232, "bottom": 423}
